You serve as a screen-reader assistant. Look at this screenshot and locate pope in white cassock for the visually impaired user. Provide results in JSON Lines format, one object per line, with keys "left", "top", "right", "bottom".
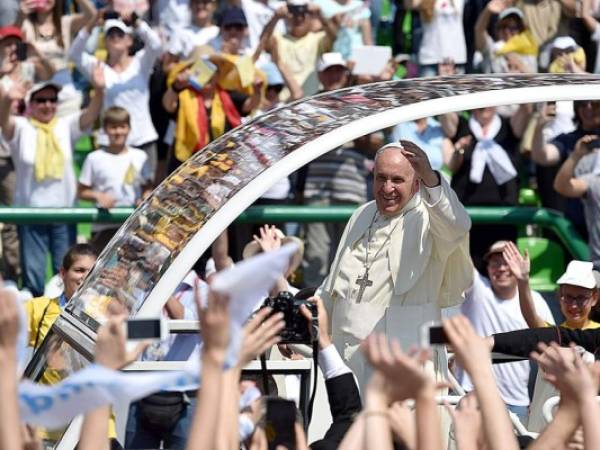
{"left": 315, "top": 140, "right": 473, "bottom": 389}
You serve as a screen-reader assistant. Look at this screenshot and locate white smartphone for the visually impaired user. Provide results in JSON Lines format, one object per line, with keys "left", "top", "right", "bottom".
{"left": 125, "top": 318, "right": 168, "bottom": 341}
{"left": 419, "top": 321, "right": 449, "bottom": 348}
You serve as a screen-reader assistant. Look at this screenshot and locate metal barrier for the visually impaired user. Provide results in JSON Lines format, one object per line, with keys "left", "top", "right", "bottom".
{"left": 0, "top": 205, "right": 589, "bottom": 260}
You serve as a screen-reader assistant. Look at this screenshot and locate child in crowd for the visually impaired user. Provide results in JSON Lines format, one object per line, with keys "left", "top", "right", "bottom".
{"left": 78, "top": 106, "right": 152, "bottom": 253}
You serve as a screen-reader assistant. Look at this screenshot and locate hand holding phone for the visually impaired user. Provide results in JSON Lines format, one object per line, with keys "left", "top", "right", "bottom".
{"left": 420, "top": 321, "right": 449, "bottom": 347}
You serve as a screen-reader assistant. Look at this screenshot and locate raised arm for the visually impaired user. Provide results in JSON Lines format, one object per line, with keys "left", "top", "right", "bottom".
{"left": 444, "top": 315, "right": 519, "bottom": 450}
{"left": 186, "top": 285, "right": 230, "bottom": 450}
{"left": 0, "top": 289, "right": 23, "bottom": 450}
{"left": 474, "top": 2, "right": 495, "bottom": 53}
{"left": 0, "top": 83, "right": 25, "bottom": 142}
{"left": 509, "top": 103, "right": 533, "bottom": 139}
{"left": 68, "top": 12, "right": 101, "bottom": 78}
{"left": 79, "top": 62, "right": 105, "bottom": 131}
{"left": 135, "top": 19, "right": 163, "bottom": 72}
{"left": 69, "top": 0, "right": 98, "bottom": 36}
{"left": 531, "top": 106, "right": 562, "bottom": 166}
{"left": 399, "top": 140, "right": 471, "bottom": 241}
{"left": 553, "top": 136, "right": 594, "bottom": 198}
{"left": 503, "top": 242, "right": 547, "bottom": 328}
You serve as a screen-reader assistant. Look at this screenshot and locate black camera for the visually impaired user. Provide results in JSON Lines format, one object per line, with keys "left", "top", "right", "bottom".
{"left": 262, "top": 291, "right": 318, "bottom": 344}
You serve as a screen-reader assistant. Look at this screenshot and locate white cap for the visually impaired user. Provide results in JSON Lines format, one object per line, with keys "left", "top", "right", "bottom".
{"left": 26, "top": 80, "right": 62, "bottom": 103}
{"left": 104, "top": 19, "right": 132, "bottom": 35}
{"left": 317, "top": 52, "right": 347, "bottom": 72}
{"left": 498, "top": 7, "right": 524, "bottom": 21}
{"left": 557, "top": 260, "right": 597, "bottom": 289}
{"left": 288, "top": 0, "right": 309, "bottom": 5}
{"left": 552, "top": 36, "right": 577, "bottom": 50}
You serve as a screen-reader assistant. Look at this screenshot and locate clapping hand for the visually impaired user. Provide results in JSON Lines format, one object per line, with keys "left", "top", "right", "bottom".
{"left": 502, "top": 241, "right": 530, "bottom": 282}
{"left": 446, "top": 392, "right": 483, "bottom": 449}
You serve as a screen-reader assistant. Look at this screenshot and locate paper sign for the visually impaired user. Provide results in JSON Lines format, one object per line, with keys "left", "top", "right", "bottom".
{"left": 350, "top": 46, "right": 392, "bottom": 76}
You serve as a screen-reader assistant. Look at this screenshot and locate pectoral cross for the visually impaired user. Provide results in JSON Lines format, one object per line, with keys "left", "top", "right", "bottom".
{"left": 355, "top": 269, "right": 373, "bottom": 303}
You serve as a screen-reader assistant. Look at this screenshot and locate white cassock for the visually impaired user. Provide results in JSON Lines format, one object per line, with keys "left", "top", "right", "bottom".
{"left": 316, "top": 176, "right": 473, "bottom": 390}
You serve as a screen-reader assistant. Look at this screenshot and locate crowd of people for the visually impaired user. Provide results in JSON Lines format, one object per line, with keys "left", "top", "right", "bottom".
{"left": 1, "top": 0, "right": 600, "bottom": 293}
{"left": 2, "top": 0, "right": 600, "bottom": 449}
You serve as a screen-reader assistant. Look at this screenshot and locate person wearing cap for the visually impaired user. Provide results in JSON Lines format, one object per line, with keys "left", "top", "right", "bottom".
{"left": 0, "top": 24, "right": 54, "bottom": 88}
{"left": 457, "top": 240, "right": 554, "bottom": 423}
{"left": 259, "top": 0, "right": 338, "bottom": 99}
{"left": 314, "top": 140, "right": 472, "bottom": 392}
{"left": 547, "top": 35, "right": 587, "bottom": 73}
{"left": 69, "top": 11, "right": 162, "bottom": 181}
{"left": 505, "top": 244, "right": 599, "bottom": 331}
{"left": 209, "top": 6, "right": 253, "bottom": 56}
{"left": 474, "top": 2, "right": 538, "bottom": 74}
{"left": 0, "top": 64, "right": 105, "bottom": 297}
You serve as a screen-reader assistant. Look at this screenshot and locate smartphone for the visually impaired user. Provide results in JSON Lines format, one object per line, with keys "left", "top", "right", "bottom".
{"left": 16, "top": 42, "right": 28, "bottom": 62}
{"left": 125, "top": 318, "right": 167, "bottom": 341}
{"left": 420, "top": 321, "right": 449, "bottom": 347}
{"left": 265, "top": 398, "right": 296, "bottom": 450}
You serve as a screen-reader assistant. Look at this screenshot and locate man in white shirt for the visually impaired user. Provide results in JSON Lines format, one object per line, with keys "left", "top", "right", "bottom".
{"left": 0, "top": 70, "right": 104, "bottom": 297}
{"left": 457, "top": 240, "right": 555, "bottom": 424}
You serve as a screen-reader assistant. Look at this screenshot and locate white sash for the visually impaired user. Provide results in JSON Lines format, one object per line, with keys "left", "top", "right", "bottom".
{"left": 468, "top": 115, "right": 517, "bottom": 185}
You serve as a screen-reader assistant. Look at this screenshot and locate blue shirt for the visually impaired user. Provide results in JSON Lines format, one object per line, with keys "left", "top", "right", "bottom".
{"left": 391, "top": 118, "right": 445, "bottom": 170}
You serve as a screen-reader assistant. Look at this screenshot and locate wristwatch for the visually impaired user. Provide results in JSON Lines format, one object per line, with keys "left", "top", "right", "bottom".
{"left": 454, "top": 146, "right": 465, "bottom": 156}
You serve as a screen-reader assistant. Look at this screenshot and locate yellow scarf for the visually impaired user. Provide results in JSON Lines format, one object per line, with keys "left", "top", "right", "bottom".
{"left": 31, "top": 118, "right": 65, "bottom": 182}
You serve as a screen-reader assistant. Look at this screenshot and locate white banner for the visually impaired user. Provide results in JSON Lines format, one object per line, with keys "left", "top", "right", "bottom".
{"left": 19, "top": 365, "right": 198, "bottom": 428}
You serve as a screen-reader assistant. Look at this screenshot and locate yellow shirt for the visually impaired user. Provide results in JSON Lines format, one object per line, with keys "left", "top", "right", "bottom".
{"left": 25, "top": 296, "right": 117, "bottom": 440}
{"left": 560, "top": 320, "right": 600, "bottom": 330}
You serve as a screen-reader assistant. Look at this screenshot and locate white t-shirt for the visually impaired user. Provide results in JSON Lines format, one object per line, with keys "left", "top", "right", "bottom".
{"left": 9, "top": 114, "right": 81, "bottom": 207}
{"left": 418, "top": 0, "right": 467, "bottom": 65}
{"left": 69, "top": 22, "right": 162, "bottom": 147}
{"left": 457, "top": 270, "right": 555, "bottom": 406}
{"left": 152, "top": 0, "right": 191, "bottom": 30}
{"left": 79, "top": 147, "right": 152, "bottom": 230}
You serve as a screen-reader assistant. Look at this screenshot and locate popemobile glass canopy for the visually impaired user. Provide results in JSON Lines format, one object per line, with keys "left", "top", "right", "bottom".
{"left": 24, "top": 74, "right": 600, "bottom": 440}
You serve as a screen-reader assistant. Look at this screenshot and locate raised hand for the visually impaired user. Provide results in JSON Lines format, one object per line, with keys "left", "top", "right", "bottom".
{"left": 95, "top": 315, "right": 149, "bottom": 370}
{"left": 443, "top": 315, "right": 491, "bottom": 378}
{"left": 363, "top": 333, "right": 435, "bottom": 402}
{"left": 531, "top": 342, "right": 600, "bottom": 402}
{"left": 252, "top": 225, "right": 282, "bottom": 253}
{"left": 398, "top": 140, "right": 439, "bottom": 187}
{"left": 90, "top": 61, "right": 106, "bottom": 90}
{"left": 237, "top": 307, "right": 284, "bottom": 367}
{"left": 487, "top": 0, "right": 508, "bottom": 14}
{"left": 198, "top": 281, "right": 230, "bottom": 364}
{"left": 0, "top": 285, "right": 20, "bottom": 362}
{"left": 502, "top": 241, "right": 530, "bottom": 281}
{"left": 446, "top": 392, "right": 483, "bottom": 449}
